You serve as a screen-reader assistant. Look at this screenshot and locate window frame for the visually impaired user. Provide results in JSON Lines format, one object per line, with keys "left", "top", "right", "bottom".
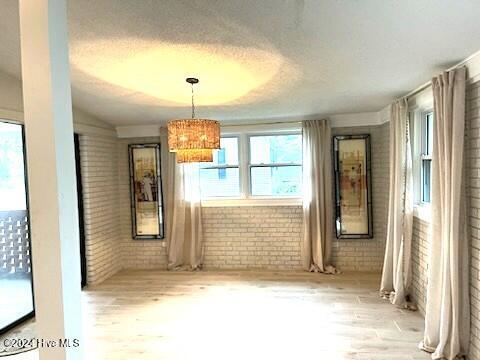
{"left": 247, "top": 132, "right": 303, "bottom": 198}
{"left": 420, "top": 111, "right": 433, "bottom": 204}
{"left": 199, "top": 135, "right": 242, "bottom": 199}
{"left": 411, "top": 106, "right": 434, "bottom": 207}
{"left": 200, "top": 125, "right": 303, "bottom": 205}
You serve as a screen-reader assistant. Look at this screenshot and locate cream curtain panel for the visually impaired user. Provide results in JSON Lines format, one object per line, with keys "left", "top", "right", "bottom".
{"left": 165, "top": 152, "right": 204, "bottom": 270}
{"left": 302, "top": 119, "right": 337, "bottom": 273}
{"left": 380, "top": 99, "right": 414, "bottom": 307}
{"left": 420, "top": 67, "right": 470, "bottom": 360}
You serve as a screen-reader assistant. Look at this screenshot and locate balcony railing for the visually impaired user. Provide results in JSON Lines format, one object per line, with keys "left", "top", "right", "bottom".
{"left": 0, "top": 210, "right": 31, "bottom": 276}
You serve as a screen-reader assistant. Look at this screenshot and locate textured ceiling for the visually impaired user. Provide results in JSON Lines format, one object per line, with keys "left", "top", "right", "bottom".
{"left": 1, "top": 0, "right": 480, "bottom": 125}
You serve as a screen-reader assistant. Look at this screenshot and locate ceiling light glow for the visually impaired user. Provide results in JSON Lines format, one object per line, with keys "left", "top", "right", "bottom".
{"left": 71, "top": 39, "right": 287, "bottom": 105}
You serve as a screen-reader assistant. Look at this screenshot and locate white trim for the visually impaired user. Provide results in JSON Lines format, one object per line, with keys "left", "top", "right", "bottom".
{"left": 73, "top": 123, "right": 117, "bottom": 137}
{"left": 200, "top": 130, "right": 302, "bottom": 200}
{"left": 115, "top": 111, "right": 387, "bottom": 137}
{"left": 457, "top": 48, "right": 480, "bottom": 83}
{"left": 0, "top": 108, "right": 23, "bottom": 122}
{"left": 468, "top": 53, "right": 480, "bottom": 84}
{"left": 329, "top": 111, "right": 383, "bottom": 127}
{"left": 221, "top": 122, "right": 301, "bottom": 135}
{"left": 201, "top": 197, "right": 302, "bottom": 207}
{"left": 410, "top": 102, "right": 434, "bottom": 205}
{"left": 408, "top": 87, "right": 433, "bottom": 110}
{"left": 116, "top": 125, "right": 161, "bottom": 138}
{"left": 239, "top": 133, "right": 249, "bottom": 197}
{"left": 413, "top": 204, "right": 431, "bottom": 223}
{"left": 402, "top": 48, "right": 480, "bottom": 100}
{"left": 378, "top": 105, "right": 391, "bottom": 124}
{"left": 0, "top": 107, "right": 117, "bottom": 137}
{"left": 411, "top": 108, "right": 422, "bottom": 204}
{"left": 246, "top": 132, "right": 302, "bottom": 197}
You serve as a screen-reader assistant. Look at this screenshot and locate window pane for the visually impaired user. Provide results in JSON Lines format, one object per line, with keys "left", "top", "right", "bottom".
{"left": 0, "top": 123, "right": 27, "bottom": 211}
{"left": 250, "top": 135, "right": 302, "bottom": 164}
{"left": 0, "top": 121, "right": 34, "bottom": 331}
{"left": 427, "top": 113, "right": 433, "bottom": 156}
{"left": 422, "top": 159, "right": 431, "bottom": 203}
{"left": 423, "top": 112, "right": 434, "bottom": 156}
{"left": 200, "top": 168, "right": 240, "bottom": 198}
{"left": 250, "top": 165, "right": 302, "bottom": 196}
{"left": 201, "top": 137, "right": 238, "bottom": 167}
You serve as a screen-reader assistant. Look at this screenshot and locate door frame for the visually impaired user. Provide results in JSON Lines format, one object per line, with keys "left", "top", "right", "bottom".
{"left": 74, "top": 133, "right": 87, "bottom": 288}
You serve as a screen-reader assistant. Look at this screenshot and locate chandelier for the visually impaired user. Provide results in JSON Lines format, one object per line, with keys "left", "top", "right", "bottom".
{"left": 167, "top": 78, "right": 220, "bottom": 163}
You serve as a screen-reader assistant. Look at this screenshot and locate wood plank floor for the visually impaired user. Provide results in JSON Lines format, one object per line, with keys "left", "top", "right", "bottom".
{"left": 12, "top": 270, "right": 430, "bottom": 360}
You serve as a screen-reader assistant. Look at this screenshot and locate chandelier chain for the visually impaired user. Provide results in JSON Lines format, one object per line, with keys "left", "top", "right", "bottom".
{"left": 191, "top": 83, "right": 195, "bottom": 119}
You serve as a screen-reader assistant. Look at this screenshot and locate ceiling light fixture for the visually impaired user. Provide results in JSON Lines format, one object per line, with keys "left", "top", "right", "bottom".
{"left": 167, "top": 78, "right": 220, "bottom": 163}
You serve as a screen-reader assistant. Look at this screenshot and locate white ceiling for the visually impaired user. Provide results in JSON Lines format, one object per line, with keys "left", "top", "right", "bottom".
{"left": 1, "top": 0, "right": 480, "bottom": 126}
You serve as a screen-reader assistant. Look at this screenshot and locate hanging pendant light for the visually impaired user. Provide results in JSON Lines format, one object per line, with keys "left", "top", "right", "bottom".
{"left": 167, "top": 78, "right": 220, "bottom": 163}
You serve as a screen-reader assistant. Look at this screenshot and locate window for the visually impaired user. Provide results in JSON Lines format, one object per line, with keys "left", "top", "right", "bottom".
{"left": 249, "top": 134, "right": 302, "bottom": 196}
{"left": 199, "top": 137, "right": 240, "bottom": 198}
{"left": 0, "top": 121, "right": 35, "bottom": 332}
{"left": 199, "top": 131, "right": 303, "bottom": 199}
{"left": 420, "top": 112, "right": 433, "bottom": 203}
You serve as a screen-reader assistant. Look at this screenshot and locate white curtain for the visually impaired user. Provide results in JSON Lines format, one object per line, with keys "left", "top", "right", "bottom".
{"left": 302, "top": 119, "right": 337, "bottom": 273}
{"left": 420, "top": 67, "right": 470, "bottom": 360}
{"left": 165, "top": 152, "right": 204, "bottom": 270}
{"left": 380, "top": 98, "right": 414, "bottom": 307}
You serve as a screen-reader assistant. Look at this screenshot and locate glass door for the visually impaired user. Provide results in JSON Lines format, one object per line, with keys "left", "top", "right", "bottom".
{"left": 0, "top": 120, "right": 34, "bottom": 333}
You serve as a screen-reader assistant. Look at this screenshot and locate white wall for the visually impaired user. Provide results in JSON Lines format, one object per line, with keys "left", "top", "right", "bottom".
{"left": 79, "top": 134, "right": 123, "bottom": 284}
{"left": 0, "top": 71, "right": 23, "bottom": 116}
{"left": 0, "top": 69, "right": 115, "bottom": 135}
{"left": 0, "top": 69, "right": 123, "bottom": 285}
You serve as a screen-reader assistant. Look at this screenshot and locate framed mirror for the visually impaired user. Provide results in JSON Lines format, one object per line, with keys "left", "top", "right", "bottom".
{"left": 333, "top": 134, "right": 373, "bottom": 239}
{"left": 129, "top": 143, "right": 165, "bottom": 240}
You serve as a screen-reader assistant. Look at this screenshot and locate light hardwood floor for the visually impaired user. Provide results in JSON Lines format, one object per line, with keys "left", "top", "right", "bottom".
{"left": 11, "top": 270, "right": 430, "bottom": 360}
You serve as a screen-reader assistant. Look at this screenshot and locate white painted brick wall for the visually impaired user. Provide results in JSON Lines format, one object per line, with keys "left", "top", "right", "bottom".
{"left": 82, "top": 126, "right": 389, "bottom": 275}
{"left": 410, "top": 217, "right": 430, "bottom": 316}
{"left": 81, "top": 125, "right": 389, "bottom": 278}
{"left": 203, "top": 206, "right": 302, "bottom": 269}
{"left": 409, "top": 79, "right": 480, "bottom": 358}
{"left": 331, "top": 123, "right": 390, "bottom": 272}
{"left": 117, "top": 137, "right": 168, "bottom": 269}
{"left": 79, "top": 134, "right": 123, "bottom": 285}
{"left": 467, "top": 80, "right": 480, "bottom": 359}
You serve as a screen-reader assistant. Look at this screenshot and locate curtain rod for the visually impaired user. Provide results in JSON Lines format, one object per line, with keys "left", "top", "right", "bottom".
{"left": 400, "top": 48, "right": 480, "bottom": 101}
{"left": 221, "top": 120, "right": 302, "bottom": 127}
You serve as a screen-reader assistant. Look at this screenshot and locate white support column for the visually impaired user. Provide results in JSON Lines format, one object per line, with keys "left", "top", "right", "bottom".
{"left": 19, "top": 1, "right": 83, "bottom": 359}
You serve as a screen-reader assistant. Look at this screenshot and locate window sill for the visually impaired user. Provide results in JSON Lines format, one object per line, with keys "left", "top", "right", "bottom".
{"left": 201, "top": 197, "right": 302, "bottom": 207}
{"left": 413, "top": 204, "right": 431, "bottom": 223}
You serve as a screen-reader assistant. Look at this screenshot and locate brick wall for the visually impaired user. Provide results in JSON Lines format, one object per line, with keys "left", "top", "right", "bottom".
{"left": 203, "top": 123, "right": 390, "bottom": 272}
{"left": 203, "top": 206, "right": 302, "bottom": 269}
{"left": 109, "top": 125, "right": 389, "bottom": 272}
{"left": 466, "top": 79, "right": 480, "bottom": 359}
{"left": 330, "top": 123, "right": 390, "bottom": 272}
{"left": 117, "top": 137, "right": 168, "bottom": 269}
{"left": 410, "top": 217, "right": 430, "bottom": 316}
{"left": 116, "top": 139, "right": 303, "bottom": 271}
{"left": 79, "top": 134, "right": 123, "bottom": 285}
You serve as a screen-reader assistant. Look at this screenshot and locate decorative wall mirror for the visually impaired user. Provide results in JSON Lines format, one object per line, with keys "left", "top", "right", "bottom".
{"left": 333, "top": 134, "right": 373, "bottom": 239}
{"left": 129, "top": 144, "right": 165, "bottom": 240}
